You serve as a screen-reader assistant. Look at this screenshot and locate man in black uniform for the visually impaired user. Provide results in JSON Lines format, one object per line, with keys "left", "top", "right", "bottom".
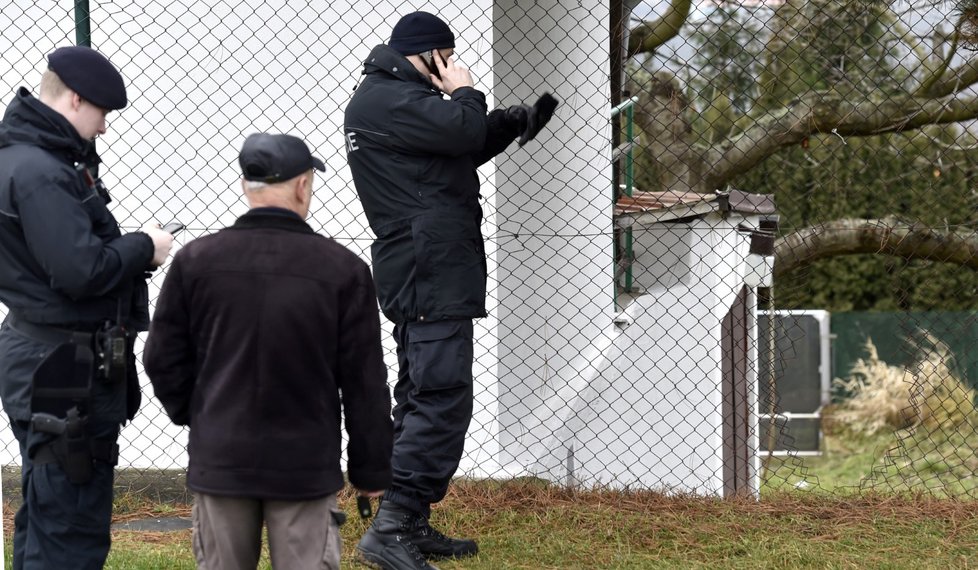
{"left": 344, "top": 10, "right": 557, "bottom": 570}
{"left": 0, "top": 46, "right": 174, "bottom": 569}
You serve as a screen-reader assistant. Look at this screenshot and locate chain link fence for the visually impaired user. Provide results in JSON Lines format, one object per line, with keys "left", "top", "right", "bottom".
{"left": 2, "top": 0, "right": 978, "bottom": 499}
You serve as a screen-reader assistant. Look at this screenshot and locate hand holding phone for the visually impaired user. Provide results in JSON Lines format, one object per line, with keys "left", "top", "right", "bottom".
{"left": 141, "top": 223, "right": 176, "bottom": 266}
{"left": 420, "top": 50, "right": 441, "bottom": 80}
{"left": 425, "top": 50, "right": 473, "bottom": 95}
{"left": 162, "top": 221, "right": 185, "bottom": 235}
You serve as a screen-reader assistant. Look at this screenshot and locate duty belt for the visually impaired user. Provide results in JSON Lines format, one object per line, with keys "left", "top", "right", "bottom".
{"left": 31, "top": 439, "right": 119, "bottom": 467}
{"left": 6, "top": 313, "right": 93, "bottom": 346}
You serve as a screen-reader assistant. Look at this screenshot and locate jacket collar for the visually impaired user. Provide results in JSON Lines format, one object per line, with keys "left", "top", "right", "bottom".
{"left": 231, "top": 208, "right": 316, "bottom": 235}
{"left": 362, "top": 44, "right": 436, "bottom": 89}
{"left": 0, "top": 87, "right": 94, "bottom": 163}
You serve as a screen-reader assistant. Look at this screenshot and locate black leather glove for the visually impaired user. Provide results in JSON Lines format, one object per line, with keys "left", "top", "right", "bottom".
{"left": 504, "top": 93, "right": 560, "bottom": 147}
{"left": 503, "top": 104, "right": 531, "bottom": 136}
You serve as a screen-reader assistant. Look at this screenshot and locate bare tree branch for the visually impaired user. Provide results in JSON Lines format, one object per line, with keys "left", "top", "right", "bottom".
{"left": 920, "top": 59, "right": 978, "bottom": 97}
{"left": 915, "top": 17, "right": 964, "bottom": 97}
{"left": 774, "top": 217, "right": 978, "bottom": 279}
{"left": 627, "top": 0, "right": 693, "bottom": 57}
{"left": 705, "top": 93, "right": 978, "bottom": 190}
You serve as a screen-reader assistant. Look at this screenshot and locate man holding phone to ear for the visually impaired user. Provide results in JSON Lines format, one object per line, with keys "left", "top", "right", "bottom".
{"left": 345, "top": 10, "right": 558, "bottom": 570}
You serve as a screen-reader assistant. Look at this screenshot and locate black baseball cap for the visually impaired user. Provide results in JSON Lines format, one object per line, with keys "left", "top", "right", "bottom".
{"left": 239, "top": 133, "right": 326, "bottom": 183}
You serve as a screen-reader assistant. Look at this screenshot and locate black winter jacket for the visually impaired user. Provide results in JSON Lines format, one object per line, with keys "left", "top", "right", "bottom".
{"left": 143, "top": 209, "right": 394, "bottom": 500}
{"left": 344, "top": 45, "right": 519, "bottom": 324}
{"left": 0, "top": 88, "right": 154, "bottom": 329}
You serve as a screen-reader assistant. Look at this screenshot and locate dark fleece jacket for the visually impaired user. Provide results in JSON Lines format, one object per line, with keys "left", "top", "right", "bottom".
{"left": 144, "top": 209, "right": 393, "bottom": 499}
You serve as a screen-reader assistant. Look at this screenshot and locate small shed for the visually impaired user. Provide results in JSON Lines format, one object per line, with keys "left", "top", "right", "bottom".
{"left": 500, "top": 188, "right": 777, "bottom": 497}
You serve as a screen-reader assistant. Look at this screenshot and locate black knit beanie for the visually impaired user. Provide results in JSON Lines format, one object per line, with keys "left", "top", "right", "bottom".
{"left": 389, "top": 11, "right": 455, "bottom": 56}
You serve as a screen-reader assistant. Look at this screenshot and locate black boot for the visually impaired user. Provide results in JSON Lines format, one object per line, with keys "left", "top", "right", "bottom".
{"left": 407, "top": 515, "right": 479, "bottom": 560}
{"left": 357, "top": 504, "right": 440, "bottom": 570}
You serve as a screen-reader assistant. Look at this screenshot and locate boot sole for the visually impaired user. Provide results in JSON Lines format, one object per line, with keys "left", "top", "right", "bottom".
{"left": 357, "top": 549, "right": 396, "bottom": 570}
{"left": 424, "top": 549, "right": 479, "bottom": 561}
{"left": 357, "top": 548, "right": 441, "bottom": 570}
{"left": 419, "top": 543, "right": 479, "bottom": 561}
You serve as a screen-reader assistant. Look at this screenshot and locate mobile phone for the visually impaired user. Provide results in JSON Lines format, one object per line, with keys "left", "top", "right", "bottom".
{"left": 420, "top": 50, "right": 442, "bottom": 79}
{"left": 162, "top": 221, "right": 185, "bottom": 235}
{"left": 357, "top": 495, "right": 372, "bottom": 519}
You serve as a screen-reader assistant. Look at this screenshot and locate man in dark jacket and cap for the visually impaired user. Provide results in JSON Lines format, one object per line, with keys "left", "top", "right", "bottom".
{"left": 144, "top": 133, "right": 394, "bottom": 570}
{"left": 345, "top": 10, "right": 558, "bottom": 570}
{"left": 0, "top": 46, "right": 174, "bottom": 569}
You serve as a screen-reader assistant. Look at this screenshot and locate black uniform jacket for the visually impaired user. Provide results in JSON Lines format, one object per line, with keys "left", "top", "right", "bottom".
{"left": 0, "top": 88, "right": 154, "bottom": 329}
{"left": 143, "top": 209, "right": 394, "bottom": 500}
{"left": 344, "top": 44, "right": 519, "bottom": 324}
{"left": 0, "top": 88, "right": 154, "bottom": 422}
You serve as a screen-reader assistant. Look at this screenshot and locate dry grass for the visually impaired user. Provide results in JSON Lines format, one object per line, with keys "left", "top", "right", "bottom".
{"left": 830, "top": 333, "right": 978, "bottom": 435}
{"left": 436, "top": 478, "right": 978, "bottom": 524}
{"left": 5, "top": 480, "right": 978, "bottom": 568}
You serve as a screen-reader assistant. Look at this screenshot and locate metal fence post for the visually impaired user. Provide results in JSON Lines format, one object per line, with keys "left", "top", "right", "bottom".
{"left": 74, "top": 0, "right": 91, "bottom": 46}
{"left": 611, "top": 96, "right": 638, "bottom": 307}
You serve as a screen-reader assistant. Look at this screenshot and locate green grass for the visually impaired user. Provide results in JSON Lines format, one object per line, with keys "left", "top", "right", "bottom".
{"left": 763, "top": 430, "right": 900, "bottom": 492}
{"left": 764, "top": 424, "right": 978, "bottom": 498}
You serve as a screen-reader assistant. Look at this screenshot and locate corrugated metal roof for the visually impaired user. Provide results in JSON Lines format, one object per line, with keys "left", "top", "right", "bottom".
{"left": 614, "top": 190, "right": 719, "bottom": 226}
{"left": 614, "top": 189, "right": 775, "bottom": 227}
{"left": 615, "top": 190, "right": 715, "bottom": 214}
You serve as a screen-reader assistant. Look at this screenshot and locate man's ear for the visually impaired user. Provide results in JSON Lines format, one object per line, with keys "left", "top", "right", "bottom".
{"left": 295, "top": 174, "right": 310, "bottom": 204}
{"left": 69, "top": 91, "right": 84, "bottom": 112}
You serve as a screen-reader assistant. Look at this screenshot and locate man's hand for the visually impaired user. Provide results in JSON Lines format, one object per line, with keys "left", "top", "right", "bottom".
{"left": 504, "top": 105, "right": 530, "bottom": 136}
{"left": 518, "top": 93, "right": 559, "bottom": 146}
{"left": 430, "top": 52, "right": 474, "bottom": 95}
{"left": 142, "top": 223, "right": 175, "bottom": 267}
{"left": 503, "top": 93, "right": 560, "bottom": 146}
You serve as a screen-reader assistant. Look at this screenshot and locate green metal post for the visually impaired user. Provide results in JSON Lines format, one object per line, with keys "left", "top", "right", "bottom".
{"left": 610, "top": 96, "right": 638, "bottom": 309}
{"left": 624, "top": 104, "right": 634, "bottom": 293}
{"left": 74, "top": 0, "right": 91, "bottom": 47}
{"left": 625, "top": 104, "right": 634, "bottom": 194}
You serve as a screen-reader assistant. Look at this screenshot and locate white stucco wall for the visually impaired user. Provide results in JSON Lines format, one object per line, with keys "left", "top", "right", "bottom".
{"left": 486, "top": 0, "right": 614, "bottom": 475}
{"left": 517, "top": 214, "right": 761, "bottom": 494}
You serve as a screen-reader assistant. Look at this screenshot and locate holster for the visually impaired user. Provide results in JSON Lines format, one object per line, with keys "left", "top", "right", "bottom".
{"left": 8, "top": 313, "right": 95, "bottom": 417}
{"left": 51, "top": 407, "right": 91, "bottom": 484}
{"left": 30, "top": 341, "right": 93, "bottom": 416}
{"left": 12, "top": 314, "right": 122, "bottom": 484}
{"left": 30, "top": 408, "right": 118, "bottom": 485}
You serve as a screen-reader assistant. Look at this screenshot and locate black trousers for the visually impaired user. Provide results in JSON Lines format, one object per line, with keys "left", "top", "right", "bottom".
{"left": 10, "top": 419, "right": 118, "bottom": 570}
{"left": 384, "top": 319, "right": 474, "bottom": 518}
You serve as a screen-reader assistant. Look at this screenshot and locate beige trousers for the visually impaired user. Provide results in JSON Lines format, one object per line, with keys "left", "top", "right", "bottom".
{"left": 192, "top": 492, "right": 342, "bottom": 570}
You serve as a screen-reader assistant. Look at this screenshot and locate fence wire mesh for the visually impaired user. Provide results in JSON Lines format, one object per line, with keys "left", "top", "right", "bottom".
{"left": 2, "top": 0, "right": 978, "bottom": 499}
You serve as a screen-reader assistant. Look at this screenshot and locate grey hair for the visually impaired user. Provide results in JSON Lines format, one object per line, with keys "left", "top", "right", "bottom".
{"left": 243, "top": 179, "right": 269, "bottom": 192}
